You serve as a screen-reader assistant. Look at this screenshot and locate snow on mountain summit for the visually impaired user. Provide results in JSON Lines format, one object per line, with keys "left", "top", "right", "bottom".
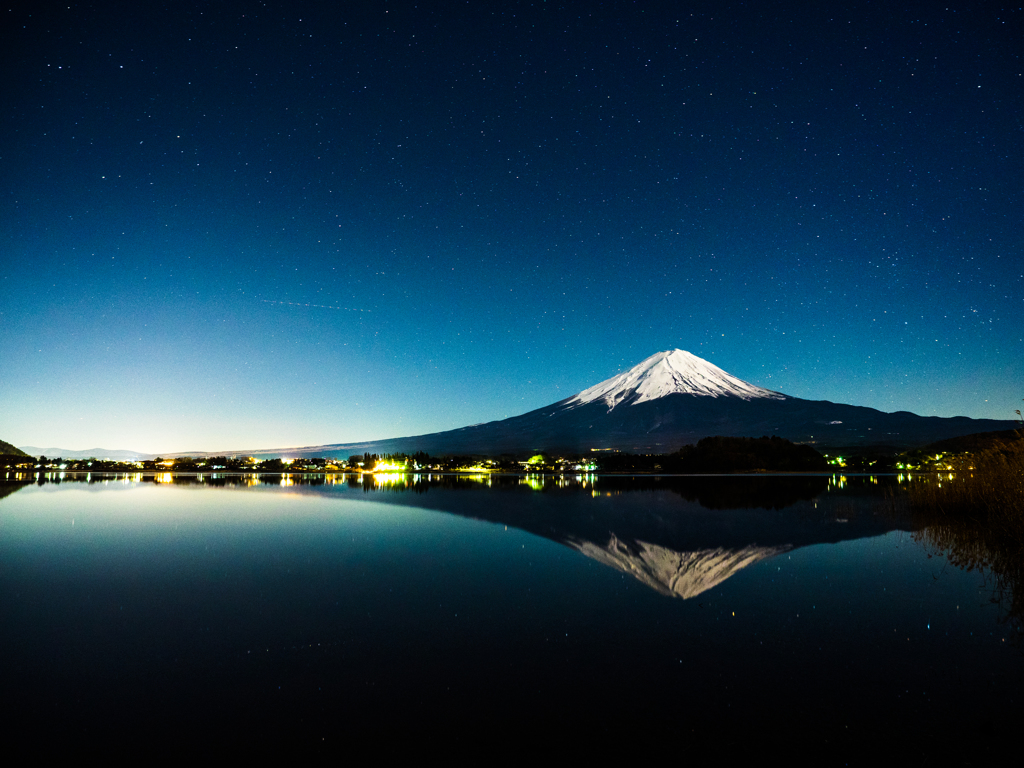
{"left": 564, "top": 349, "right": 786, "bottom": 411}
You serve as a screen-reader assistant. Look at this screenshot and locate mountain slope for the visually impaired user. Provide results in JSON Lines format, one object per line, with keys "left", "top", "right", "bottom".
{"left": 1, "top": 439, "right": 29, "bottom": 456}
{"left": 206, "top": 349, "right": 1021, "bottom": 458}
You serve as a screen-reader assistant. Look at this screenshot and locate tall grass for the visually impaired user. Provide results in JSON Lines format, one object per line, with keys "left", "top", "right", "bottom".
{"left": 901, "top": 432, "right": 1024, "bottom": 645}
{"left": 907, "top": 433, "right": 1024, "bottom": 530}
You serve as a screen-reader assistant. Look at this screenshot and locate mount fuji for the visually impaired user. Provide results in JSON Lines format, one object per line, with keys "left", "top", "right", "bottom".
{"left": 562, "top": 349, "right": 787, "bottom": 409}
{"left": 224, "top": 349, "right": 1020, "bottom": 458}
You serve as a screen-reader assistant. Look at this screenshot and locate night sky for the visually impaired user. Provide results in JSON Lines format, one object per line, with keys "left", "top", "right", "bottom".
{"left": 3, "top": 1, "right": 1022, "bottom": 453}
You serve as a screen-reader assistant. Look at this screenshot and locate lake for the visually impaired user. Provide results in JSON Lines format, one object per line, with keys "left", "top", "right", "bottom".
{"left": 1, "top": 472, "right": 1020, "bottom": 759}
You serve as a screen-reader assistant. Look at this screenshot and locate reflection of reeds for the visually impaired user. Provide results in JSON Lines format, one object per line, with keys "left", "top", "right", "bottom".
{"left": 901, "top": 434, "right": 1024, "bottom": 646}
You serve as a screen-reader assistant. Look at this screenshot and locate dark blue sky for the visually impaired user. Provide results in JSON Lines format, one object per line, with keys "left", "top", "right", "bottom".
{"left": 3, "top": 1, "right": 1022, "bottom": 452}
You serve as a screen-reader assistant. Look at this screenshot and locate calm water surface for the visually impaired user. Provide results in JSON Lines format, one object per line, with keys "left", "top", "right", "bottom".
{"left": 1, "top": 474, "right": 1020, "bottom": 758}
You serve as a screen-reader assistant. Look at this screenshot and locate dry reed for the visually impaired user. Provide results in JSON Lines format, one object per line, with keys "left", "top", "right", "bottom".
{"left": 906, "top": 434, "right": 1024, "bottom": 532}
{"left": 901, "top": 432, "right": 1024, "bottom": 645}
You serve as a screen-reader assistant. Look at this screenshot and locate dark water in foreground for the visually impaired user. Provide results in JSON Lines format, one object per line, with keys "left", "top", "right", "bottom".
{"left": 1, "top": 473, "right": 1021, "bottom": 759}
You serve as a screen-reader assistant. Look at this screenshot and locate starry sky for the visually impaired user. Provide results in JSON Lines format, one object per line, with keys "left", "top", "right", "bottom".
{"left": 3, "top": 0, "right": 1022, "bottom": 453}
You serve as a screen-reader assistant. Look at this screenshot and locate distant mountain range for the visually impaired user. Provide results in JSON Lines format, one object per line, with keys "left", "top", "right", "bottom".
{"left": 17, "top": 350, "right": 1018, "bottom": 460}
{"left": 195, "top": 349, "right": 1021, "bottom": 458}
{"left": 16, "top": 447, "right": 155, "bottom": 461}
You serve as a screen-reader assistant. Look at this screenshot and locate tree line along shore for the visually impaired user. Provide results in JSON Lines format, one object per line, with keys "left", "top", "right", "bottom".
{"left": 6, "top": 433, "right": 1018, "bottom": 475}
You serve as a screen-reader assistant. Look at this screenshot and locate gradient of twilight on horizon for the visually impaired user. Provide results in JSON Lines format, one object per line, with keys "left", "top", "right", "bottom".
{"left": 2, "top": 1, "right": 1021, "bottom": 454}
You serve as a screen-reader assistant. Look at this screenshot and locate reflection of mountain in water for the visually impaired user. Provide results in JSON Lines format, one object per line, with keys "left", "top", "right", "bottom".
{"left": 570, "top": 534, "right": 792, "bottom": 598}
{"left": 340, "top": 474, "right": 907, "bottom": 598}
{"left": 7, "top": 472, "right": 910, "bottom": 598}
{"left": 348, "top": 475, "right": 906, "bottom": 599}
{"left": 595, "top": 475, "right": 828, "bottom": 510}
{"left": 0, "top": 480, "right": 33, "bottom": 502}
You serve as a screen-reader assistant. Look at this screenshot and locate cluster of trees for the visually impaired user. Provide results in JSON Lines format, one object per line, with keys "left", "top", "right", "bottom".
{"left": 1, "top": 453, "right": 42, "bottom": 469}
{"left": 1, "top": 455, "right": 124, "bottom": 471}
{"left": 144, "top": 457, "right": 253, "bottom": 471}
{"left": 2, "top": 436, "right": 899, "bottom": 475}
{"left": 595, "top": 436, "right": 828, "bottom": 473}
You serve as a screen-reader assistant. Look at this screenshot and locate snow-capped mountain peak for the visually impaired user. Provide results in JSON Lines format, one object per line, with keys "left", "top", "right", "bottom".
{"left": 564, "top": 349, "right": 786, "bottom": 411}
